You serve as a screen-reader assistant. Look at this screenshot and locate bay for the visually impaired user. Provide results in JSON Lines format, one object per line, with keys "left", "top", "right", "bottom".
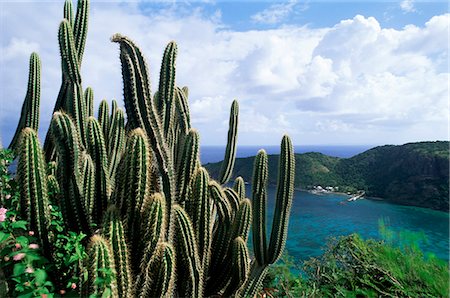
{"left": 260, "top": 186, "right": 449, "bottom": 262}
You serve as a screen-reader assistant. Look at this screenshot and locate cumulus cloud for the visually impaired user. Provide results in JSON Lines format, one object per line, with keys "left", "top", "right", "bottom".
{"left": 0, "top": 2, "right": 447, "bottom": 146}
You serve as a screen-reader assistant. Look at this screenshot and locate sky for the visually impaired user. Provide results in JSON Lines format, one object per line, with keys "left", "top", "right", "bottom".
{"left": 0, "top": 0, "right": 448, "bottom": 146}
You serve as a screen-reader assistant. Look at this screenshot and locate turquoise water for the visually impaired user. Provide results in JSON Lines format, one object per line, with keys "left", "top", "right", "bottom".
{"left": 261, "top": 187, "right": 449, "bottom": 262}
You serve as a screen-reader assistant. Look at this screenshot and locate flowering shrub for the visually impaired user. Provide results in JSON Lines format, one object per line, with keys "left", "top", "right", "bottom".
{"left": 0, "top": 149, "right": 87, "bottom": 297}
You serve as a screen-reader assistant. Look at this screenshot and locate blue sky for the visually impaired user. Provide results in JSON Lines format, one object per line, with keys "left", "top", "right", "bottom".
{"left": 0, "top": 0, "right": 448, "bottom": 146}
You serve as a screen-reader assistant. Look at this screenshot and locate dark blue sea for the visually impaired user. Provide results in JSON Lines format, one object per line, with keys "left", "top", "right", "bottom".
{"left": 200, "top": 145, "right": 373, "bottom": 164}
{"left": 201, "top": 146, "right": 449, "bottom": 262}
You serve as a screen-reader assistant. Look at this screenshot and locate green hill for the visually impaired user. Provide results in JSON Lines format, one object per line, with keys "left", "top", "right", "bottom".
{"left": 204, "top": 141, "right": 449, "bottom": 212}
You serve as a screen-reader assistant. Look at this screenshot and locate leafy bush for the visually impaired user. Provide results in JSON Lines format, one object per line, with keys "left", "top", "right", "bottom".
{"left": 263, "top": 226, "right": 449, "bottom": 297}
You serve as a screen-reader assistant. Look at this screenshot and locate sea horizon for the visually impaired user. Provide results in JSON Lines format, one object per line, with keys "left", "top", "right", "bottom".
{"left": 200, "top": 144, "right": 377, "bottom": 164}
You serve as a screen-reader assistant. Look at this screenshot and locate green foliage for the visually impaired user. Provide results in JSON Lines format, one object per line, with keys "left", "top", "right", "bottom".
{"left": 262, "top": 226, "right": 450, "bottom": 298}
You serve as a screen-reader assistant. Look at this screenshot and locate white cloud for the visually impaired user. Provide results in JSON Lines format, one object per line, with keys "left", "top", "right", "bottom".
{"left": 251, "top": 0, "right": 300, "bottom": 25}
{"left": 400, "top": 0, "right": 416, "bottom": 13}
{"left": 0, "top": 2, "right": 447, "bottom": 146}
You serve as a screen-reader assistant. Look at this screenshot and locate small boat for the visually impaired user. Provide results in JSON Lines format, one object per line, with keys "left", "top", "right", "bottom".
{"left": 347, "top": 192, "right": 365, "bottom": 202}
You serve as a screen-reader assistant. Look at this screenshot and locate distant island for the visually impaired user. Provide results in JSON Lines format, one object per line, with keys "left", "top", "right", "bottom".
{"left": 205, "top": 141, "right": 449, "bottom": 212}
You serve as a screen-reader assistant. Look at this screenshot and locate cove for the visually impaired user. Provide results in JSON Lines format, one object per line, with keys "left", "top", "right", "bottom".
{"left": 260, "top": 187, "right": 449, "bottom": 262}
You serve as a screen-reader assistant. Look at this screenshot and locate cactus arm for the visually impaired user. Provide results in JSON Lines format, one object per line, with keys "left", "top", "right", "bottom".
{"left": 267, "top": 135, "right": 295, "bottom": 263}
{"left": 17, "top": 128, "right": 51, "bottom": 256}
{"left": 50, "top": 112, "right": 91, "bottom": 234}
{"left": 231, "top": 198, "right": 252, "bottom": 242}
{"left": 209, "top": 181, "right": 232, "bottom": 223}
{"left": 252, "top": 149, "right": 268, "bottom": 266}
{"left": 84, "top": 235, "right": 118, "bottom": 297}
{"left": 177, "top": 128, "right": 199, "bottom": 202}
{"left": 224, "top": 188, "right": 240, "bottom": 215}
{"left": 140, "top": 242, "right": 175, "bottom": 298}
{"left": 139, "top": 193, "right": 166, "bottom": 272}
{"left": 98, "top": 99, "right": 110, "bottom": 145}
{"left": 79, "top": 151, "right": 95, "bottom": 222}
{"left": 225, "top": 237, "right": 250, "bottom": 296}
{"left": 84, "top": 87, "right": 94, "bottom": 117}
{"left": 86, "top": 117, "right": 110, "bottom": 224}
{"left": 158, "top": 41, "right": 177, "bottom": 137}
{"left": 107, "top": 108, "right": 126, "bottom": 186}
{"left": 187, "top": 167, "right": 211, "bottom": 274}
{"left": 9, "top": 53, "right": 41, "bottom": 152}
{"left": 175, "top": 86, "right": 191, "bottom": 134}
{"left": 218, "top": 100, "right": 239, "bottom": 184}
{"left": 116, "top": 129, "right": 151, "bottom": 252}
{"left": 173, "top": 205, "right": 202, "bottom": 298}
{"left": 63, "top": 0, "right": 74, "bottom": 28}
{"left": 233, "top": 176, "right": 246, "bottom": 201}
{"left": 72, "top": 0, "right": 89, "bottom": 65}
{"left": 59, "top": 20, "right": 81, "bottom": 84}
{"left": 103, "top": 206, "right": 133, "bottom": 298}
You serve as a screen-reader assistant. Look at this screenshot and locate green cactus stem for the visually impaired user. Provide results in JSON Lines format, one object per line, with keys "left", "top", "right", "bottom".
{"left": 72, "top": 0, "right": 89, "bottom": 65}
{"left": 173, "top": 205, "right": 202, "bottom": 298}
{"left": 84, "top": 87, "right": 94, "bottom": 117}
{"left": 103, "top": 206, "right": 133, "bottom": 298}
{"left": 86, "top": 116, "right": 110, "bottom": 224}
{"left": 17, "top": 128, "right": 51, "bottom": 256}
{"left": 140, "top": 242, "right": 175, "bottom": 298}
{"left": 9, "top": 53, "right": 41, "bottom": 152}
{"left": 50, "top": 111, "right": 91, "bottom": 234}
{"left": 84, "top": 235, "right": 118, "bottom": 297}
{"left": 233, "top": 176, "right": 246, "bottom": 201}
{"left": 218, "top": 100, "right": 239, "bottom": 184}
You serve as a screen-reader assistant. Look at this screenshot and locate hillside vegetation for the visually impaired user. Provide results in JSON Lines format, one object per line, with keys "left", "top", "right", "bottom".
{"left": 205, "top": 141, "right": 449, "bottom": 211}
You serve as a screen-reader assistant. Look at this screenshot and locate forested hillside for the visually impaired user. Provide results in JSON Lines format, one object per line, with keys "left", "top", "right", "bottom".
{"left": 205, "top": 141, "right": 449, "bottom": 211}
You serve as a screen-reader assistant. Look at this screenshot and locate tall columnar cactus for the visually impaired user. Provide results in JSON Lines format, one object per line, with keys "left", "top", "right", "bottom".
{"left": 238, "top": 135, "right": 295, "bottom": 298}
{"left": 9, "top": 53, "right": 41, "bottom": 152}
{"left": 9, "top": 1, "right": 297, "bottom": 296}
{"left": 17, "top": 128, "right": 51, "bottom": 255}
{"left": 219, "top": 100, "right": 239, "bottom": 184}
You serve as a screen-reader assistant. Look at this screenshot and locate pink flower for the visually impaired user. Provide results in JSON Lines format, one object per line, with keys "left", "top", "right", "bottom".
{"left": 0, "top": 207, "right": 7, "bottom": 222}
{"left": 13, "top": 253, "right": 25, "bottom": 261}
{"left": 41, "top": 295, "right": 48, "bottom": 298}
{"left": 59, "top": 290, "right": 66, "bottom": 295}
{"left": 29, "top": 243, "right": 39, "bottom": 249}
{"left": 4, "top": 256, "right": 10, "bottom": 261}
{"left": 28, "top": 231, "right": 35, "bottom": 236}
{"left": 15, "top": 243, "right": 21, "bottom": 249}
{"left": 5, "top": 195, "right": 11, "bottom": 200}
{"left": 25, "top": 267, "right": 34, "bottom": 273}
{"left": 71, "top": 283, "right": 77, "bottom": 289}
